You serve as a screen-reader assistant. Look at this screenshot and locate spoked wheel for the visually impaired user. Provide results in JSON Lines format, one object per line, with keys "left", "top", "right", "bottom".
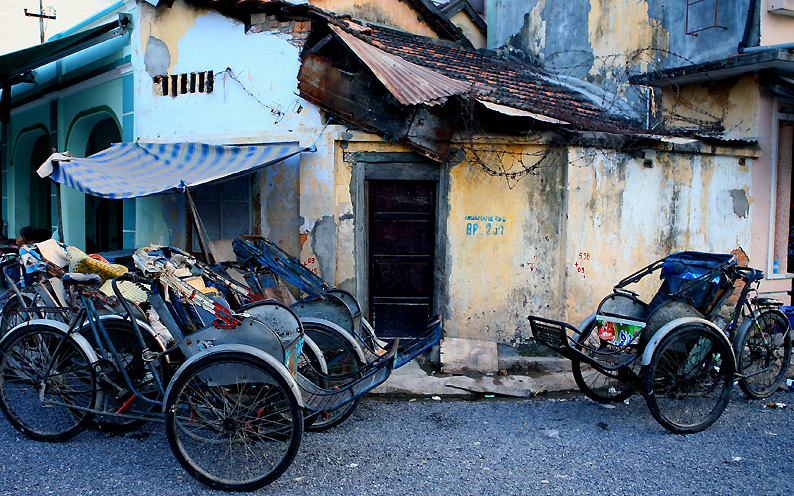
{"left": 165, "top": 351, "right": 303, "bottom": 492}
{"left": 297, "top": 336, "right": 327, "bottom": 430}
{"left": 302, "top": 321, "right": 364, "bottom": 432}
{"left": 572, "top": 322, "right": 633, "bottom": 403}
{"left": 643, "top": 324, "right": 734, "bottom": 434}
{"left": 736, "top": 309, "right": 792, "bottom": 399}
{"left": 1, "top": 294, "right": 41, "bottom": 336}
{"left": 83, "top": 319, "right": 167, "bottom": 432}
{"left": 0, "top": 324, "right": 96, "bottom": 441}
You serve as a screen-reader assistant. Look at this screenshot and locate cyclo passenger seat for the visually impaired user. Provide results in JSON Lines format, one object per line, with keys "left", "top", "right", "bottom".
{"left": 645, "top": 251, "right": 737, "bottom": 320}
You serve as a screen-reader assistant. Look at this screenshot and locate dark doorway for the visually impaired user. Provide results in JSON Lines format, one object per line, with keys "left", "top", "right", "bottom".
{"left": 367, "top": 180, "right": 436, "bottom": 338}
{"left": 190, "top": 174, "right": 253, "bottom": 253}
{"left": 85, "top": 118, "right": 123, "bottom": 253}
{"left": 30, "top": 134, "right": 52, "bottom": 231}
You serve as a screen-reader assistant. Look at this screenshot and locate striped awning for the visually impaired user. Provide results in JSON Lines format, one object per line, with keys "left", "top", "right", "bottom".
{"left": 37, "top": 141, "right": 312, "bottom": 199}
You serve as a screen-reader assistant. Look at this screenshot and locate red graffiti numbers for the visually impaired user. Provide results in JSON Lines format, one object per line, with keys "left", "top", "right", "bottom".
{"left": 578, "top": 252, "right": 590, "bottom": 261}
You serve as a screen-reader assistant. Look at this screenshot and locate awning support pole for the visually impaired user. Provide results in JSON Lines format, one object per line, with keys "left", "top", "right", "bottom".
{"left": 184, "top": 185, "right": 216, "bottom": 265}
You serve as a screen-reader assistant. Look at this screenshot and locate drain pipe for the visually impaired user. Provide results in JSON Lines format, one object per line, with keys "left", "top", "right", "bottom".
{"left": 740, "top": 42, "right": 794, "bottom": 53}
{"left": 737, "top": 0, "right": 758, "bottom": 52}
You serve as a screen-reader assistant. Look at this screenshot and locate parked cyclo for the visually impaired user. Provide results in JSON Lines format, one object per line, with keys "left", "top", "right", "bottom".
{"left": 140, "top": 239, "right": 443, "bottom": 431}
{"left": 0, "top": 246, "right": 398, "bottom": 491}
{"left": 528, "top": 251, "right": 792, "bottom": 434}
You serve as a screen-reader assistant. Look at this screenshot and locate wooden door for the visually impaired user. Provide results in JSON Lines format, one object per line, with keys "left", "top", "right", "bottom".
{"left": 367, "top": 180, "right": 436, "bottom": 338}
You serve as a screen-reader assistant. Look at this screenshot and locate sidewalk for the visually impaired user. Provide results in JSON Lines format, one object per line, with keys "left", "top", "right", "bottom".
{"left": 371, "top": 345, "right": 577, "bottom": 398}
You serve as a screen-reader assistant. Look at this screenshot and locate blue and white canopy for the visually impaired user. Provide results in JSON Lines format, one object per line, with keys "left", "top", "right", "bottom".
{"left": 37, "top": 141, "right": 312, "bottom": 199}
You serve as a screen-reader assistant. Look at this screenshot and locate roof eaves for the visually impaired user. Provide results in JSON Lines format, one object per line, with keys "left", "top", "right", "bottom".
{"left": 629, "top": 49, "right": 794, "bottom": 87}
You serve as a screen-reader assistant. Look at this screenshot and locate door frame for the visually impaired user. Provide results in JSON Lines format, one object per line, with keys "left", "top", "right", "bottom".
{"left": 350, "top": 151, "right": 450, "bottom": 321}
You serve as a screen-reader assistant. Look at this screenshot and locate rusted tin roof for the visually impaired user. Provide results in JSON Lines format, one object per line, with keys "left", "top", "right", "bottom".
{"left": 330, "top": 26, "right": 474, "bottom": 106}
{"left": 365, "top": 25, "right": 638, "bottom": 131}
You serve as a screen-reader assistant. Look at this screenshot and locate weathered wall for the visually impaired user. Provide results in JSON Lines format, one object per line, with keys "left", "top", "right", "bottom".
{"left": 492, "top": 0, "right": 749, "bottom": 71}
{"left": 134, "top": 1, "right": 323, "bottom": 142}
{"left": 131, "top": 0, "right": 329, "bottom": 253}
{"left": 309, "top": 0, "right": 441, "bottom": 38}
{"left": 660, "top": 73, "right": 761, "bottom": 140}
{"left": 331, "top": 133, "right": 756, "bottom": 344}
{"left": 441, "top": 139, "right": 755, "bottom": 342}
{"left": 445, "top": 143, "right": 566, "bottom": 343}
{"left": 561, "top": 145, "right": 755, "bottom": 324}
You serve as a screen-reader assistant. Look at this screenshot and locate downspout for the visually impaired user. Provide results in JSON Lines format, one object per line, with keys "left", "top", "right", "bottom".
{"left": 737, "top": 0, "right": 758, "bottom": 52}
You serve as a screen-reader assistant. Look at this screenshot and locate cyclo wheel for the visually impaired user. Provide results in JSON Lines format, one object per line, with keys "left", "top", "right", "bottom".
{"left": 0, "top": 324, "right": 96, "bottom": 441}
{"left": 1, "top": 294, "right": 41, "bottom": 336}
{"left": 165, "top": 351, "right": 303, "bottom": 492}
{"left": 736, "top": 308, "right": 792, "bottom": 399}
{"left": 643, "top": 323, "right": 734, "bottom": 434}
{"left": 302, "top": 320, "right": 364, "bottom": 432}
{"left": 83, "top": 319, "right": 167, "bottom": 432}
{"left": 297, "top": 335, "right": 327, "bottom": 430}
{"left": 572, "top": 321, "right": 633, "bottom": 403}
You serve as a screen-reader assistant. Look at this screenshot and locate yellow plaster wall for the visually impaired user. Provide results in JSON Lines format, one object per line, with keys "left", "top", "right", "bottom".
{"left": 588, "top": 0, "right": 668, "bottom": 72}
{"left": 449, "top": 11, "right": 487, "bottom": 49}
{"left": 660, "top": 74, "right": 761, "bottom": 139}
{"left": 444, "top": 143, "right": 566, "bottom": 342}
{"left": 309, "top": 0, "right": 440, "bottom": 38}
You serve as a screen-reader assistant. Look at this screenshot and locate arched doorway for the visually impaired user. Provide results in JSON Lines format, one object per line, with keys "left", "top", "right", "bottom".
{"left": 10, "top": 126, "right": 52, "bottom": 239}
{"left": 84, "top": 118, "right": 122, "bottom": 252}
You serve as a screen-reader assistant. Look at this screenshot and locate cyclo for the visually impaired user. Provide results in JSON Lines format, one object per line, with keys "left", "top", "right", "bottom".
{"left": 0, "top": 248, "right": 397, "bottom": 491}
{"left": 528, "top": 251, "right": 792, "bottom": 434}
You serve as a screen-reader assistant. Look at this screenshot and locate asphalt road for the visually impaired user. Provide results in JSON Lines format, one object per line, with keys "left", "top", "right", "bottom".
{"left": 1, "top": 390, "right": 792, "bottom": 496}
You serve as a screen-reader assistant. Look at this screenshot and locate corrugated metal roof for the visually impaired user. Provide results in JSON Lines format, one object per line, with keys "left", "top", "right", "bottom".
{"left": 330, "top": 25, "right": 474, "bottom": 106}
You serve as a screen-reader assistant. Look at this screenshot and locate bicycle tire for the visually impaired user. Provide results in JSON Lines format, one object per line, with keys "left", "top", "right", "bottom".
{"left": 643, "top": 323, "right": 734, "bottom": 434}
{"left": 302, "top": 320, "right": 364, "bottom": 432}
{"left": 165, "top": 351, "right": 303, "bottom": 491}
{"left": 0, "top": 324, "right": 96, "bottom": 441}
{"left": 572, "top": 321, "right": 633, "bottom": 403}
{"left": 736, "top": 308, "right": 792, "bottom": 399}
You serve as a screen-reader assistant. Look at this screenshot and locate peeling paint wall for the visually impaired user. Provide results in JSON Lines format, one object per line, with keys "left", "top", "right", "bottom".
{"left": 445, "top": 144, "right": 566, "bottom": 343}
{"left": 660, "top": 73, "right": 761, "bottom": 140}
{"left": 131, "top": 0, "right": 328, "bottom": 250}
{"left": 309, "top": 0, "right": 441, "bottom": 38}
{"left": 134, "top": 1, "right": 323, "bottom": 141}
{"left": 561, "top": 147, "right": 754, "bottom": 325}
{"left": 493, "top": 0, "right": 751, "bottom": 72}
{"left": 439, "top": 140, "right": 754, "bottom": 343}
